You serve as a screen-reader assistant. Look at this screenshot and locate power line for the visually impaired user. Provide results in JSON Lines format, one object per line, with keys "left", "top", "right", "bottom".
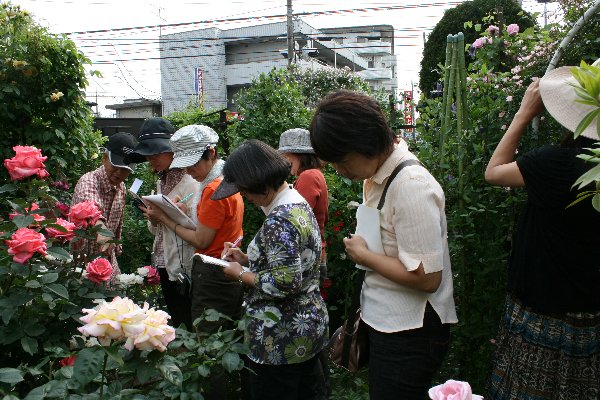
{"left": 60, "top": 2, "right": 463, "bottom": 36}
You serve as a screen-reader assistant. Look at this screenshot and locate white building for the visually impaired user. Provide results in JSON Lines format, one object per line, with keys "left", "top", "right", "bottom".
{"left": 160, "top": 19, "right": 397, "bottom": 115}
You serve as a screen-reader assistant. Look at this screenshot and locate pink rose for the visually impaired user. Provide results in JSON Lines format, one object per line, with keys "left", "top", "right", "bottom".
{"left": 507, "top": 23, "right": 519, "bottom": 36}
{"left": 429, "top": 380, "right": 483, "bottom": 400}
{"left": 3, "top": 145, "right": 50, "bottom": 181}
{"left": 472, "top": 38, "right": 485, "bottom": 49}
{"left": 9, "top": 202, "right": 46, "bottom": 223}
{"left": 85, "top": 258, "right": 113, "bottom": 284}
{"left": 6, "top": 227, "right": 48, "bottom": 264}
{"left": 144, "top": 265, "right": 160, "bottom": 286}
{"left": 46, "top": 218, "right": 77, "bottom": 241}
{"left": 69, "top": 201, "right": 102, "bottom": 229}
{"left": 487, "top": 25, "right": 499, "bottom": 36}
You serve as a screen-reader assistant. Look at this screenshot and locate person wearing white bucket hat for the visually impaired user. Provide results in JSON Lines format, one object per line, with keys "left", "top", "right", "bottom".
{"left": 485, "top": 64, "right": 600, "bottom": 399}
{"left": 143, "top": 124, "right": 244, "bottom": 400}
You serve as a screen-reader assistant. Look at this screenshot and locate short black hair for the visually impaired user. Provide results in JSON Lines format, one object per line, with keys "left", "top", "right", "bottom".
{"left": 223, "top": 139, "right": 291, "bottom": 195}
{"left": 309, "top": 90, "right": 395, "bottom": 162}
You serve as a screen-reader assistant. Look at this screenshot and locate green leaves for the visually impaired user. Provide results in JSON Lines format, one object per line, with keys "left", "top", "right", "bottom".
{"left": 73, "top": 348, "right": 104, "bottom": 388}
{"left": 0, "top": 368, "right": 24, "bottom": 384}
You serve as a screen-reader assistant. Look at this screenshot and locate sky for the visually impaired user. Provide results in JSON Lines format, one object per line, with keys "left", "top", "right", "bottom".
{"left": 15, "top": 0, "right": 560, "bottom": 116}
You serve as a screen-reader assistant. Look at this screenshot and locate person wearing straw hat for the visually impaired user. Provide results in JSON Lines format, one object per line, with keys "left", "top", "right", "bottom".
{"left": 143, "top": 124, "right": 244, "bottom": 400}
{"left": 72, "top": 132, "right": 138, "bottom": 281}
{"left": 485, "top": 65, "right": 600, "bottom": 399}
{"left": 125, "top": 117, "right": 199, "bottom": 330}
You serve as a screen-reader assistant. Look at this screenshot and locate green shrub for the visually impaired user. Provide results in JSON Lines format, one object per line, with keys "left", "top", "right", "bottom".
{"left": 0, "top": 3, "right": 104, "bottom": 188}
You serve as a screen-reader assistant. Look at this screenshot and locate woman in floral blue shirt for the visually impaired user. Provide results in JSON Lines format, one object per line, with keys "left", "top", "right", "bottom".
{"left": 212, "top": 139, "right": 328, "bottom": 400}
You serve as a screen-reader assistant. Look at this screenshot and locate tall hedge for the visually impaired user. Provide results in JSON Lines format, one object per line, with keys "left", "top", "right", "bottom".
{"left": 419, "top": 0, "right": 535, "bottom": 96}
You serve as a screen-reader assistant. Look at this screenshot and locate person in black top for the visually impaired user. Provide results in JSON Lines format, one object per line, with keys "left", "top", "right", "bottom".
{"left": 484, "top": 67, "right": 600, "bottom": 400}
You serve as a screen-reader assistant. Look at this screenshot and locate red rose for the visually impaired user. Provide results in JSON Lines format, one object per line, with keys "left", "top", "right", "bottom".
{"left": 3, "top": 145, "right": 50, "bottom": 181}
{"left": 85, "top": 258, "right": 113, "bottom": 284}
{"left": 144, "top": 265, "right": 160, "bottom": 286}
{"left": 6, "top": 227, "right": 48, "bottom": 264}
{"left": 46, "top": 218, "right": 76, "bottom": 241}
{"left": 9, "top": 202, "right": 46, "bottom": 223}
{"left": 55, "top": 201, "right": 70, "bottom": 217}
{"left": 68, "top": 201, "right": 102, "bottom": 228}
{"left": 58, "top": 355, "right": 76, "bottom": 367}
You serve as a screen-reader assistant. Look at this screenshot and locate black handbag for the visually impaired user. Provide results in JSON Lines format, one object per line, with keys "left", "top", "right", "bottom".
{"left": 329, "top": 159, "right": 423, "bottom": 372}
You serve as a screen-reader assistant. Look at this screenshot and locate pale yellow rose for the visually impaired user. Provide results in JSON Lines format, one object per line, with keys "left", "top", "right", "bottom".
{"left": 12, "top": 60, "right": 28, "bottom": 68}
{"left": 126, "top": 306, "right": 175, "bottom": 352}
{"left": 50, "top": 91, "right": 64, "bottom": 102}
{"left": 78, "top": 296, "right": 147, "bottom": 342}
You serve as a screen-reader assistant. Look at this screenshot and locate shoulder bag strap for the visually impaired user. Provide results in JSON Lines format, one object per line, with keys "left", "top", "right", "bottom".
{"left": 341, "top": 158, "right": 423, "bottom": 362}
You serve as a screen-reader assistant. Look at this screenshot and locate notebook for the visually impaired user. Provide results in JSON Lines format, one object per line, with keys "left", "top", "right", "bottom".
{"left": 192, "top": 253, "right": 230, "bottom": 268}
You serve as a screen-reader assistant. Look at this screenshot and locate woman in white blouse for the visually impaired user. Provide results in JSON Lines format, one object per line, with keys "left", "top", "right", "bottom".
{"left": 309, "top": 90, "right": 458, "bottom": 400}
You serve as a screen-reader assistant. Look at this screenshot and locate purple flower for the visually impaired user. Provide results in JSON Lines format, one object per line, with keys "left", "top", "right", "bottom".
{"left": 507, "top": 24, "right": 519, "bottom": 36}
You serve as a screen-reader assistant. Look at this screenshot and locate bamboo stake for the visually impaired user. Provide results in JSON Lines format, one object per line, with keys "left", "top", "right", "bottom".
{"left": 441, "top": 35, "right": 457, "bottom": 167}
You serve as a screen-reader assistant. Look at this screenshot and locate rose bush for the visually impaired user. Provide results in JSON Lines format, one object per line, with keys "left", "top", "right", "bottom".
{"left": 0, "top": 144, "right": 250, "bottom": 398}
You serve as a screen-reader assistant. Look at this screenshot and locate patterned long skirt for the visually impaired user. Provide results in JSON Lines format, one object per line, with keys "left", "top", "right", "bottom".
{"left": 487, "top": 295, "right": 600, "bottom": 400}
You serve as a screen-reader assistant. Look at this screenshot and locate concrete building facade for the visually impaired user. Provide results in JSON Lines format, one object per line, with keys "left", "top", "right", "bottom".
{"left": 160, "top": 19, "right": 397, "bottom": 115}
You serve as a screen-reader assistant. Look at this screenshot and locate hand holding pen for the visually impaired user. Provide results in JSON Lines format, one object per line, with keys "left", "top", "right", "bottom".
{"left": 221, "top": 236, "right": 246, "bottom": 264}
{"left": 178, "top": 193, "right": 194, "bottom": 204}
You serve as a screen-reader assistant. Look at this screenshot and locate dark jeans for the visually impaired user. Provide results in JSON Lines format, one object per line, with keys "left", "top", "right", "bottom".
{"left": 191, "top": 260, "right": 243, "bottom": 400}
{"left": 368, "top": 303, "right": 450, "bottom": 400}
{"left": 246, "top": 355, "right": 327, "bottom": 400}
{"left": 158, "top": 267, "right": 192, "bottom": 330}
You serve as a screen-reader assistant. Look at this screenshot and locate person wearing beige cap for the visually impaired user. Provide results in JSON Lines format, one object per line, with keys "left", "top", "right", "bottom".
{"left": 143, "top": 124, "right": 243, "bottom": 400}
{"left": 485, "top": 64, "right": 600, "bottom": 399}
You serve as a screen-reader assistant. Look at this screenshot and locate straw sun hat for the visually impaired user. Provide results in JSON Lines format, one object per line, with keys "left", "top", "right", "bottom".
{"left": 539, "top": 61, "right": 600, "bottom": 141}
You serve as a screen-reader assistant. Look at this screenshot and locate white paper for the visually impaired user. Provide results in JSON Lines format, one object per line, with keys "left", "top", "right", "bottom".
{"left": 354, "top": 204, "right": 384, "bottom": 270}
{"left": 130, "top": 178, "right": 143, "bottom": 194}
{"left": 142, "top": 194, "right": 196, "bottom": 230}
{"left": 192, "top": 253, "right": 230, "bottom": 268}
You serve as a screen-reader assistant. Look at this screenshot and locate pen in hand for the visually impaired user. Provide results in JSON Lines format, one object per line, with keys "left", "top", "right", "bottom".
{"left": 222, "top": 236, "right": 243, "bottom": 259}
{"left": 178, "top": 193, "right": 194, "bottom": 203}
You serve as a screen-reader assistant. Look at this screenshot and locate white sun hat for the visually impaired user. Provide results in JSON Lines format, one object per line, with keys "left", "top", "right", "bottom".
{"left": 169, "top": 125, "right": 219, "bottom": 169}
{"left": 539, "top": 61, "right": 600, "bottom": 141}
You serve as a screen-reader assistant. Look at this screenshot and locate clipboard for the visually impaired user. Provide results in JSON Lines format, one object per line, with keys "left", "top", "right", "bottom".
{"left": 192, "top": 253, "right": 230, "bottom": 268}
{"left": 354, "top": 204, "right": 384, "bottom": 271}
{"left": 142, "top": 194, "right": 196, "bottom": 230}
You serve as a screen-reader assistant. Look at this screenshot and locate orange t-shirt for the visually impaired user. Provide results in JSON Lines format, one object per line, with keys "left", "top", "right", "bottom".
{"left": 196, "top": 178, "right": 244, "bottom": 258}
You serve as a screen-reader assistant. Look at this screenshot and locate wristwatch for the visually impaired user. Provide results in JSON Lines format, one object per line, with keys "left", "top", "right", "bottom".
{"left": 238, "top": 267, "right": 250, "bottom": 284}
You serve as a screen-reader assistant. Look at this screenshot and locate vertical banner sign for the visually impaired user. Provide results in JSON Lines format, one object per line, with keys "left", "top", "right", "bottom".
{"left": 403, "top": 90, "right": 414, "bottom": 133}
{"left": 194, "top": 67, "right": 204, "bottom": 103}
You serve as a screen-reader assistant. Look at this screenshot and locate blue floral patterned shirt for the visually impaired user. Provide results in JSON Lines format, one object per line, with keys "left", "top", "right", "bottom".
{"left": 245, "top": 187, "right": 329, "bottom": 365}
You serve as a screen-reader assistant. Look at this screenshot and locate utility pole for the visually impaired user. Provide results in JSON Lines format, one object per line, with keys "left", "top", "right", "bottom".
{"left": 287, "top": 0, "right": 294, "bottom": 66}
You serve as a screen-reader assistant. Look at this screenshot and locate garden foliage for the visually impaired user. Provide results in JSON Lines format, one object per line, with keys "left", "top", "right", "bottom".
{"left": 0, "top": 3, "right": 104, "bottom": 187}
{"left": 419, "top": 0, "right": 535, "bottom": 96}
